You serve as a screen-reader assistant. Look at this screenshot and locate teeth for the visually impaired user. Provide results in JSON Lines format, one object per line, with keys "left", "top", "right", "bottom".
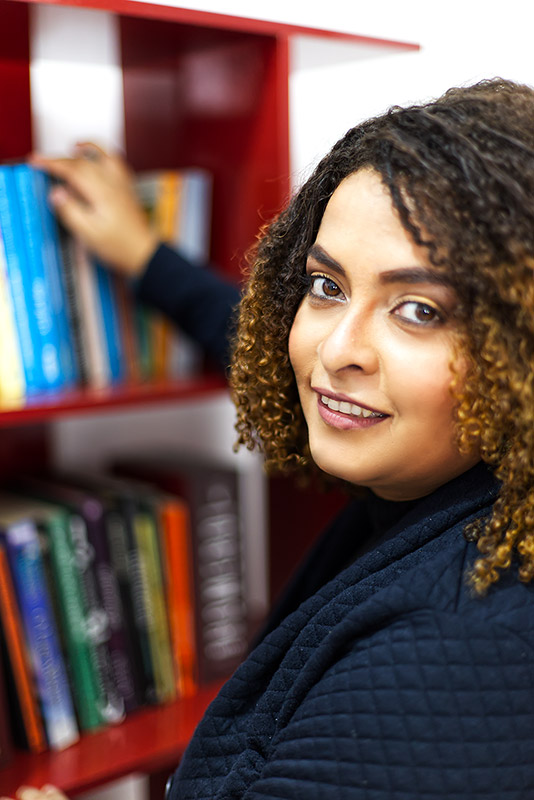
{"left": 321, "top": 395, "right": 381, "bottom": 418}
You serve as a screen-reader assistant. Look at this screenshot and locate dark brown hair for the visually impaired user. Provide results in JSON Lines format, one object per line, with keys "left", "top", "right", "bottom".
{"left": 230, "top": 78, "right": 534, "bottom": 593}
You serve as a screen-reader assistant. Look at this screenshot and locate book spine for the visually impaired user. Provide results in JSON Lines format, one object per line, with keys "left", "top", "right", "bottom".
{"left": 151, "top": 172, "right": 180, "bottom": 379}
{"left": 94, "top": 262, "right": 124, "bottom": 384}
{"left": 0, "top": 545, "right": 47, "bottom": 753}
{"left": 56, "top": 224, "right": 89, "bottom": 386}
{"left": 188, "top": 467, "right": 248, "bottom": 683}
{"left": 160, "top": 500, "right": 198, "bottom": 696}
{"left": 12, "top": 164, "right": 65, "bottom": 393}
{"left": 32, "top": 169, "right": 79, "bottom": 387}
{"left": 103, "top": 507, "right": 145, "bottom": 707}
{"left": 42, "top": 509, "right": 102, "bottom": 730}
{"left": 83, "top": 502, "right": 138, "bottom": 714}
{"left": 133, "top": 508, "right": 176, "bottom": 703}
{"left": 178, "top": 168, "right": 212, "bottom": 264}
{"left": 0, "top": 638, "right": 13, "bottom": 767}
{"left": 72, "top": 240, "right": 110, "bottom": 388}
{"left": 0, "top": 227, "right": 25, "bottom": 406}
{"left": 1, "top": 519, "right": 79, "bottom": 750}
{"left": 0, "top": 166, "right": 45, "bottom": 395}
{"left": 113, "top": 275, "right": 140, "bottom": 383}
{"left": 67, "top": 513, "right": 126, "bottom": 726}
{"left": 123, "top": 508, "right": 158, "bottom": 704}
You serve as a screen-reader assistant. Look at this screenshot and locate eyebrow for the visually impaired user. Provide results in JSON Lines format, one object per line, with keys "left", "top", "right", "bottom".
{"left": 306, "top": 244, "right": 454, "bottom": 288}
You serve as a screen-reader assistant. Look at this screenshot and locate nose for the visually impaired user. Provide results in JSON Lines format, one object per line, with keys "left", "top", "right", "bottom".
{"left": 317, "top": 305, "right": 378, "bottom": 375}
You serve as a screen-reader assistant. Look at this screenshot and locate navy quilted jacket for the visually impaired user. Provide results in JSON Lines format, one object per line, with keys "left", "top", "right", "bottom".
{"left": 167, "top": 462, "right": 534, "bottom": 799}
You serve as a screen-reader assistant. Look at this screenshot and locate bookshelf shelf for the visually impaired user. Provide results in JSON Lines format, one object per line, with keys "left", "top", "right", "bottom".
{"left": 0, "top": 374, "right": 227, "bottom": 427}
{"left": 0, "top": 680, "right": 224, "bottom": 796}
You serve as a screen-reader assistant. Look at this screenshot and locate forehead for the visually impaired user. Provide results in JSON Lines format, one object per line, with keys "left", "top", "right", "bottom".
{"left": 316, "top": 169, "right": 430, "bottom": 273}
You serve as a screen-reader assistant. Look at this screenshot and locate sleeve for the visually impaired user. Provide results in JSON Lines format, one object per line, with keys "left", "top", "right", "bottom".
{"left": 248, "top": 610, "right": 534, "bottom": 799}
{"left": 135, "top": 243, "right": 241, "bottom": 373}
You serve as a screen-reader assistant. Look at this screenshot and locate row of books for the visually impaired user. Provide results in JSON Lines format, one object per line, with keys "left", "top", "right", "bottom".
{"left": 0, "top": 454, "right": 249, "bottom": 761}
{"left": 0, "top": 164, "right": 212, "bottom": 407}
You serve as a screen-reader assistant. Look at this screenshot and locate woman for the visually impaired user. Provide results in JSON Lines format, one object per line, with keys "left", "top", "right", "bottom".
{"left": 8, "top": 77, "right": 534, "bottom": 799}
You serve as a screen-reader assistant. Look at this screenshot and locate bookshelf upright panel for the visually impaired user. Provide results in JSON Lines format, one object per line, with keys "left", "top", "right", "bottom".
{"left": 0, "top": 0, "right": 32, "bottom": 160}
{"left": 120, "top": 15, "right": 290, "bottom": 278}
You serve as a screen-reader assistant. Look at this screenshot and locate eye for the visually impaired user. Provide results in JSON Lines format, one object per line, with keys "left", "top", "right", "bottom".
{"left": 308, "top": 274, "right": 344, "bottom": 301}
{"left": 393, "top": 300, "right": 442, "bottom": 325}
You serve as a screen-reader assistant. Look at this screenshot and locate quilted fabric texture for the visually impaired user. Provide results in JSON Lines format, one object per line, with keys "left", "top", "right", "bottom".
{"left": 168, "top": 463, "right": 534, "bottom": 799}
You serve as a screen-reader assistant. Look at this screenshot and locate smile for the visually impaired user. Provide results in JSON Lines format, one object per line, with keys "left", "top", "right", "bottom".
{"left": 320, "top": 395, "right": 385, "bottom": 419}
{"left": 315, "top": 392, "right": 389, "bottom": 432}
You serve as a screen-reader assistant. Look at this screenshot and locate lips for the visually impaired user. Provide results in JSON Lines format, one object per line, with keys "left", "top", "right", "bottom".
{"left": 313, "top": 390, "right": 389, "bottom": 432}
{"left": 315, "top": 389, "right": 388, "bottom": 419}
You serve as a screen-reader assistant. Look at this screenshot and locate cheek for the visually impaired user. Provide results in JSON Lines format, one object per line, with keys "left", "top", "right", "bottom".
{"left": 288, "top": 310, "right": 309, "bottom": 378}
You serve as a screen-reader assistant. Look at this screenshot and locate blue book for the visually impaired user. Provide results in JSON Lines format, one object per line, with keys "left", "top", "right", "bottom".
{"left": 32, "top": 169, "right": 79, "bottom": 387}
{"left": 0, "top": 514, "right": 79, "bottom": 750}
{"left": 0, "top": 166, "right": 45, "bottom": 395}
{"left": 12, "top": 164, "right": 65, "bottom": 393}
{"left": 95, "top": 261, "right": 124, "bottom": 383}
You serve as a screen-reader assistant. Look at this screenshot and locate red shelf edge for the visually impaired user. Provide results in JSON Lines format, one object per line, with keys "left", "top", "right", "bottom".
{"left": 0, "top": 375, "right": 228, "bottom": 427}
{"left": 13, "top": 0, "right": 421, "bottom": 51}
{"left": 0, "top": 681, "right": 224, "bottom": 796}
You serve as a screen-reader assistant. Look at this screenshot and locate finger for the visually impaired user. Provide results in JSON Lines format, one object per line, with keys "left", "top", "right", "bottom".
{"left": 48, "top": 187, "right": 98, "bottom": 242}
{"left": 41, "top": 786, "right": 69, "bottom": 800}
{"left": 30, "top": 155, "right": 110, "bottom": 207}
{"left": 73, "top": 141, "right": 109, "bottom": 159}
{"left": 15, "top": 786, "right": 69, "bottom": 800}
{"left": 15, "top": 784, "right": 67, "bottom": 800}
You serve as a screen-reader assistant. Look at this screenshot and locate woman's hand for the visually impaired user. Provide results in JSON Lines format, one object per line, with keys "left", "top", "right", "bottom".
{"left": 30, "top": 143, "right": 159, "bottom": 277}
{"left": 1, "top": 785, "right": 69, "bottom": 800}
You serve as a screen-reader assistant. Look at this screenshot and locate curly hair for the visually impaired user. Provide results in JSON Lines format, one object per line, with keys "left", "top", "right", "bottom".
{"left": 230, "top": 78, "right": 534, "bottom": 594}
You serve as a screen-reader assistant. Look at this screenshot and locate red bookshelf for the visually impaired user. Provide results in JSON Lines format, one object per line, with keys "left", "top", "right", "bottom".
{"left": 0, "top": 680, "right": 224, "bottom": 797}
{"left": 0, "top": 0, "right": 419, "bottom": 794}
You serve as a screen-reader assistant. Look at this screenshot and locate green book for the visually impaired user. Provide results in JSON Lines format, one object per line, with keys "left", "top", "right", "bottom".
{"left": 0, "top": 495, "right": 102, "bottom": 731}
{"left": 133, "top": 504, "right": 176, "bottom": 703}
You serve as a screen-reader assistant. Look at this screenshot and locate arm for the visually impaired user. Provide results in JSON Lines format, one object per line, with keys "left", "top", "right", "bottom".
{"left": 136, "top": 243, "right": 240, "bottom": 372}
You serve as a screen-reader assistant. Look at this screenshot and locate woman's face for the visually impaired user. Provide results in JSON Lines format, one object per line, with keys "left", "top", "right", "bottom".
{"left": 289, "top": 168, "right": 480, "bottom": 500}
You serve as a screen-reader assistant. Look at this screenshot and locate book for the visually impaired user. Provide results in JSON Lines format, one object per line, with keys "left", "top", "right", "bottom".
{"left": 0, "top": 542, "right": 46, "bottom": 754}
{"left": 57, "top": 471, "right": 176, "bottom": 705}
{"left": 130, "top": 497, "right": 176, "bottom": 703}
{"left": 0, "top": 510, "right": 79, "bottom": 750}
{"left": 13, "top": 476, "right": 132, "bottom": 721}
{"left": 94, "top": 261, "right": 125, "bottom": 384}
{"left": 113, "top": 274, "right": 141, "bottom": 383}
{"left": 136, "top": 170, "right": 182, "bottom": 379}
{"left": 0, "top": 225, "right": 25, "bottom": 407}
{"left": 178, "top": 168, "right": 212, "bottom": 265}
{"left": 0, "top": 165, "right": 48, "bottom": 395}
{"left": 114, "top": 455, "right": 249, "bottom": 684}
{"left": 158, "top": 495, "right": 198, "bottom": 696}
{"left": 71, "top": 239, "right": 110, "bottom": 388}
{"left": 32, "top": 168, "right": 79, "bottom": 387}
{"left": 135, "top": 168, "right": 214, "bottom": 378}
{"left": 3, "top": 494, "right": 112, "bottom": 731}
{"left": 12, "top": 164, "right": 65, "bottom": 393}
{"left": 0, "top": 638, "right": 13, "bottom": 767}
{"left": 91, "top": 480, "right": 158, "bottom": 705}
{"left": 55, "top": 221, "right": 89, "bottom": 386}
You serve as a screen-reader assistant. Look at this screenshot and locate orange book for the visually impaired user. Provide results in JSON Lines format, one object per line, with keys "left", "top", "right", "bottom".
{"left": 0, "top": 545, "right": 47, "bottom": 753}
{"left": 151, "top": 172, "right": 183, "bottom": 379}
{"left": 159, "top": 498, "right": 198, "bottom": 696}
{"left": 113, "top": 274, "right": 141, "bottom": 383}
